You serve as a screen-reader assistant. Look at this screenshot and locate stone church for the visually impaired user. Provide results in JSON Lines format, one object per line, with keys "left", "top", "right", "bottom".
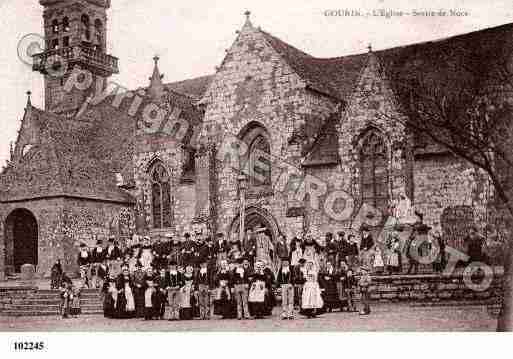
{"left": 0, "top": 0, "right": 510, "bottom": 278}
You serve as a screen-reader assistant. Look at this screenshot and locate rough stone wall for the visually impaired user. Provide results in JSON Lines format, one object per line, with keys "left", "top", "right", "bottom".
{"left": 0, "top": 199, "right": 65, "bottom": 279}
{"left": 133, "top": 134, "right": 185, "bottom": 238}
{"left": 303, "top": 164, "right": 348, "bottom": 241}
{"left": 338, "top": 53, "right": 408, "bottom": 223}
{"left": 198, "top": 22, "right": 319, "bottom": 238}
{"left": 60, "top": 198, "right": 134, "bottom": 271}
{"left": 0, "top": 197, "right": 133, "bottom": 278}
{"left": 413, "top": 155, "right": 489, "bottom": 245}
{"left": 174, "top": 183, "right": 196, "bottom": 235}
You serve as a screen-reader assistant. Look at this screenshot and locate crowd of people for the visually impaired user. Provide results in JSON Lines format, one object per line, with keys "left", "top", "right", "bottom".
{"left": 51, "top": 210, "right": 492, "bottom": 322}
{"left": 53, "top": 227, "right": 384, "bottom": 321}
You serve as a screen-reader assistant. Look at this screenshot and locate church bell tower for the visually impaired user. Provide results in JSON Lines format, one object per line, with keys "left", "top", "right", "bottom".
{"left": 32, "top": 0, "right": 119, "bottom": 117}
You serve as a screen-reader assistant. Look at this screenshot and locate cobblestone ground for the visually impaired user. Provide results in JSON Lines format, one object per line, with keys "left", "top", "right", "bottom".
{"left": 0, "top": 304, "right": 497, "bottom": 331}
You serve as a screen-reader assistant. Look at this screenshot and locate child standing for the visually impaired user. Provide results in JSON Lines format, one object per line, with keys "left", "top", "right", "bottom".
{"left": 59, "top": 281, "right": 72, "bottom": 319}
{"left": 144, "top": 276, "right": 157, "bottom": 320}
{"left": 358, "top": 265, "right": 372, "bottom": 315}
{"left": 70, "top": 283, "right": 82, "bottom": 318}
{"left": 373, "top": 246, "right": 385, "bottom": 275}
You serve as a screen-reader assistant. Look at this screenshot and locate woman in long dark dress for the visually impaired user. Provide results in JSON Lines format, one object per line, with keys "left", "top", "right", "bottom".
{"left": 320, "top": 262, "right": 340, "bottom": 312}
{"left": 262, "top": 263, "right": 276, "bottom": 316}
{"left": 50, "top": 259, "right": 63, "bottom": 290}
{"left": 102, "top": 276, "right": 117, "bottom": 318}
{"left": 116, "top": 269, "right": 136, "bottom": 319}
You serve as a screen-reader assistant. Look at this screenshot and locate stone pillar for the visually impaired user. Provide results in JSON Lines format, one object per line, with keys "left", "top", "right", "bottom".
{"left": 194, "top": 143, "right": 217, "bottom": 233}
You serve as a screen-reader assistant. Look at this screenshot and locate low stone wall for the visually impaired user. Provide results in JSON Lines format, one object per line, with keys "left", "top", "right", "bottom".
{"left": 362, "top": 271, "right": 503, "bottom": 303}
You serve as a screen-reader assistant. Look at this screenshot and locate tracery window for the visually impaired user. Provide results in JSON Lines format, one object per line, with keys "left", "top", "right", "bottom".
{"left": 360, "top": 131, "right": 389, "bottom": 212}
{"left": 94, "top": 19, "right": 103, "bottom": 50}
{"left": 52, "top": 19, "right": 59, "bottom": 34}
{"left": 150, "top": 162, "right": 172, "bottom": 228}
{"left": 81, "top": 14, "right": 90, "bottom": 41}
{"left": 62, "top": 17, "right": 70, "bottom": 32}
{"left": 249, "top": 134, "right": 271, "bottom": 187}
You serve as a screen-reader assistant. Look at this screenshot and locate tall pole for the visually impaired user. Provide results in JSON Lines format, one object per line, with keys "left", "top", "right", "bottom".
{"left": 238, "top": 175, "right": 247, "bottom": 243}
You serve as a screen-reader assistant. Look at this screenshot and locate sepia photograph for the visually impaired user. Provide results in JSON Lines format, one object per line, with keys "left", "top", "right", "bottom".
{"left": 0, "top": 0, "right": 512, "bottom": 346}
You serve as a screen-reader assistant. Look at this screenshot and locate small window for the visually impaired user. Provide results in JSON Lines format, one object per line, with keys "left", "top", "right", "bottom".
{"left": 94, "top": 19, "right": 103, "bottom": 50}
{"left": 81, "top": 14, "right": 90, "bottom": 41}
{"left": 52, "top": 19, "right": 59, "bottom": 34}
{"left": 51, "top": 38, "right": 59, "bottom": 50}
{"left": 150, "top": 162, "right": 172, "bottom": 229}
{"left": 360, "top": 131, "right": 389, "bottom": 212}
{"left": 63, "top": 36, "right": 69, "bottom": 47}
{"left": 62, "top": 17, "right": 70, "bottom": 32}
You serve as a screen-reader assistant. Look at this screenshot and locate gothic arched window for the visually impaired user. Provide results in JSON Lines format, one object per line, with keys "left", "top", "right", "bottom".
{"left": 52, "top": 19, "right": 59, "bottom": 34}
{"left": 150, "top": 162, "right": 172, "bottom": 229}
{"left": 81, "top": 14, "right": 90, "bottom": 41}
{"left": 94, "top": 19, "right": 103, "bottom": 49}
{"left": 62, "top": 17, "right": 70, "bottom": 32}
{"left": 360, "top": 131, "right": 389, "bottom": 212}
{"left": 249, "top": 134, "right": 271, "bottom": 187}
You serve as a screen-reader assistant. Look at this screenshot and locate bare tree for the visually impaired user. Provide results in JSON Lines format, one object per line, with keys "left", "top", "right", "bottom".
{"left": 375, "top": 32, "right": 513, "bottom": 330}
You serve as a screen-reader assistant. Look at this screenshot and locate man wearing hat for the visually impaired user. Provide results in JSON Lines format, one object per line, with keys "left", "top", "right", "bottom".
{"left": 91, "top": 239, "right": 105, "bottom": 288}
{"left": 195, "top": 259, "right": 215, "bottom": 320}
{"left": 106, "top": 236, "right": 122, "bottom": 265}
{"left": 77, "top": 243, "right": 91, "bottom": 288}
{"left": 360, "top": 225, "right": 375, "bottom": 268}
{"left": 277, "top": 258, "right": 295, "bottom": 319}
{"left": 140, "top": 236, "right": 154, "bottom": 271}
{"left": 166, "top": 261, "right": 183, "bottom": 321}
{"left": 168, "top": 236, "right": 182, "bottom": 267}
{"left": 199, "top": 236, "right": 216, "bottom": 271}
{"left": 214, "top": 232, "right": 229, "bottom": 268}
{"left": 254, "top": 227, "right": 274, "bottom": 272}
{"left": 132, "top": 261, "right": 146, "bottom": 318}
{"left": 358, "top": 265, "right": 372, "bottom": 315}
{"left": 181, "top": 232, "right": 196, "bottom": 267}
{"left": 294, "top": 258, "right": 307, "bottom": 309}
{"left": 231, "top": 257, "right": 251, "bottom": 320}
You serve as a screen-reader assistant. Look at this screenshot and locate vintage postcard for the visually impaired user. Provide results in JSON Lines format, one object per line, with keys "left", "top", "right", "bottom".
{"left": 0, "top": 0, "right": 512, "bottom": 348}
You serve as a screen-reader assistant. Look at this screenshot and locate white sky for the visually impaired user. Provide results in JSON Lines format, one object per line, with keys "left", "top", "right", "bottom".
{"left": 0, "top": 0, "right": 512, "bottom": 168}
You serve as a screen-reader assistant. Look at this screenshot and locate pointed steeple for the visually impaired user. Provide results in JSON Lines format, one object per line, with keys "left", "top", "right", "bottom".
{"left": 26, "top": 90, "right": 32, "bottom": 108}
{"left": 242, "top": 10, "right": 253, "bottom": 30}
{"left": 148, "top": 55, "right": 165, "bottom": 101}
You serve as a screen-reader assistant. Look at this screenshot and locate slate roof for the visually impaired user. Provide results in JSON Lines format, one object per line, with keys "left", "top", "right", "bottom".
{"left": 164, "top": 75, "right": 214, "bottom": 100}
{"left": 269, "top": 22, "right": 513, "bottom": 164}
{"left": 261, "top": 30, "right": 368, "bottom": 101}
{"left": 0, "top": 73, "right": 212, "bottom": 203}
{"left": 2, "top": 22, "right": 512, "bottom": 201}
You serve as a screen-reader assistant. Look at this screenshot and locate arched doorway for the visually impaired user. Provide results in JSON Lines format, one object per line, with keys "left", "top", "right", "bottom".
{"left": 4, "top": 209, "right": 38, "bottom": 273}
{"left": 229, "top": 206, "right": 281, "bottom": 243}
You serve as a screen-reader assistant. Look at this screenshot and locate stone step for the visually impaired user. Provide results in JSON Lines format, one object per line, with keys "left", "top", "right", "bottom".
{"left": 0, "top": 310, "right": 103, "bottom": 317}
{"left": 9, "top": 298, "right": 101, "bottom": 305}
{"left": 3, "top": 304, "right": 102, "bottom": 311}
{"left": 410, "top": 298, "right": 496, "bottom": 307}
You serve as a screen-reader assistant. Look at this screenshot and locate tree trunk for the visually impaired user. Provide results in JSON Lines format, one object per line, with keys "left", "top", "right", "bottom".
{"left": 497, "top": 242, "right": 513, "bottom": 331}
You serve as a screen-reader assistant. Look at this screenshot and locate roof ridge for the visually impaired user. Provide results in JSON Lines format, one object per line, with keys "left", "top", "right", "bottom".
{"left": 260, "top": 21, "right": 513, "bottom": 60}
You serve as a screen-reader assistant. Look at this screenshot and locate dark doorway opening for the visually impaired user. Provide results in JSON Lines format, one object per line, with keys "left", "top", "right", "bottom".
{"left": 5, "top": 209, "right": 38, "bottom": 273}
